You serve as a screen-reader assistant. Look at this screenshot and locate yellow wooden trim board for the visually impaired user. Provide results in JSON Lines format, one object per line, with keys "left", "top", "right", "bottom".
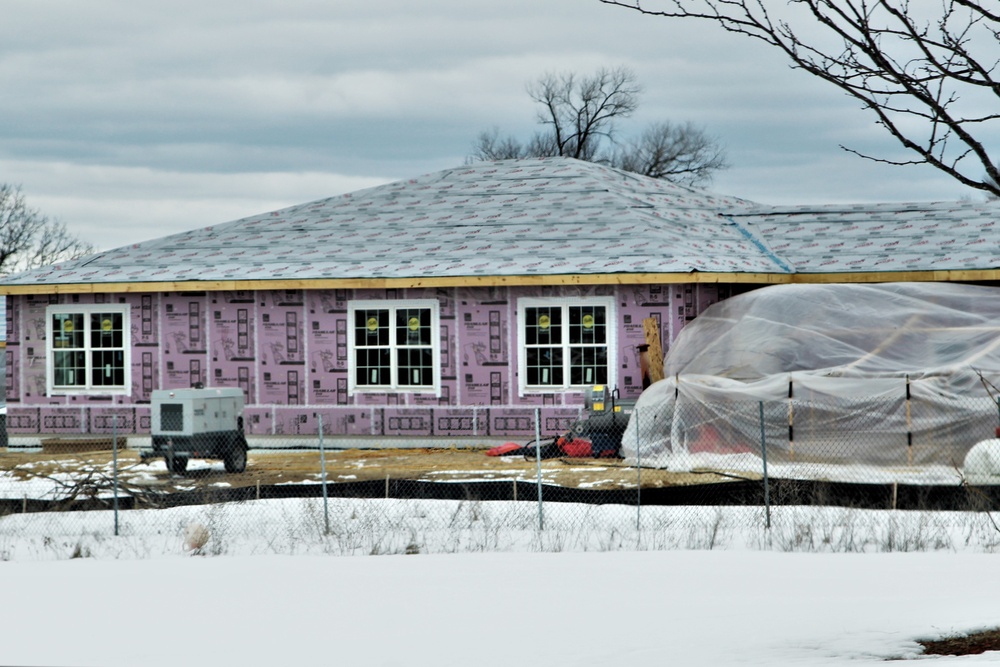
{"left": 1, "top": 269, "right": 999, "bottom": 295}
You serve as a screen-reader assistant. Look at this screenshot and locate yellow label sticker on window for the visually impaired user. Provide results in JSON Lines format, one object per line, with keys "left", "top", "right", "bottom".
{"left": 63, "top": 320, "right": 74, "bottom": 332}
{"left": 101, "top": 318, "right": 113, "bottom": 332}
{"left": 539, "top": 314, "right": 550, "bottom": 330}
{"left": 408, "top": 316, "right": 420, "bottom": 331}
{"left": 582, "top": 313, "right": 595, "bottom": 329}
{"left": 367, "top": 317, "right": 379, "bottom": 332}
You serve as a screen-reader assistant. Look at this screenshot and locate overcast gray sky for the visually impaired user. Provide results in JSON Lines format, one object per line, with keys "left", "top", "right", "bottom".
{"left": 0, "top": 0, "right": 984, "bottom": 251}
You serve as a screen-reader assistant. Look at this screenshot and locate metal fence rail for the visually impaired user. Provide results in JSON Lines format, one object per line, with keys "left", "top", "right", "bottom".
{"left": 2, "top": 394, "right": 1000, "bottom": 560}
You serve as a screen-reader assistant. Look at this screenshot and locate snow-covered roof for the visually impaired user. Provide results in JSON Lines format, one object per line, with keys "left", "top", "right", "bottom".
{"left": 2, "top": 157, "right": 999, "bottom": 291}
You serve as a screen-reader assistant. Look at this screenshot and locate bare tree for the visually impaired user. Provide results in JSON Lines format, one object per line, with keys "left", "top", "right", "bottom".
{"left": 614, "top": 121, "right": 729, "bottom": 182}
{"left": 530, "top": 66, "right": 642, "bottom": 161}
{"left": 471, "top": 127, "right": 531, "bottom": 161}
{"left": 598, "top": 0, "right": 1000, "bottom": 197}
{"left": 470, "top": 65, "right": 728, "bottom": 186}
{"left": 0, "top": 184, "right": 94, "bottom": 275}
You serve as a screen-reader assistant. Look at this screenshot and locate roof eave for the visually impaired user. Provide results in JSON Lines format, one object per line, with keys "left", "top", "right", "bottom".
{"left": 1, "top": 268, "right": 999, "bottom": 295}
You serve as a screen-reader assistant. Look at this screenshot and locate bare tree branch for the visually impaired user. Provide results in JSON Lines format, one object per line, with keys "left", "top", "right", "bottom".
{"left": 469, "top": 127, "right": 528, "bottom": 161}
{"left": 527, "top": 66, "right": 642, "bottom": 160}
{"left": 598, "top": 0, "right": 1000, "bottom": 197}
{"left": 0, "top": 184, "right": 93, "bottom": 276}
{"left": 613, "top": 121, "right": 729, "bottom": 185}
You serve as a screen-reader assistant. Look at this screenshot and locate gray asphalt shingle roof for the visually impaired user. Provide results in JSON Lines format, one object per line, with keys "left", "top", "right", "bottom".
{"left": 3, "top": 157, "right": 998, "bottom": 288}
{"left": 735, "top": 201, "right": 1000, "bottom": 273}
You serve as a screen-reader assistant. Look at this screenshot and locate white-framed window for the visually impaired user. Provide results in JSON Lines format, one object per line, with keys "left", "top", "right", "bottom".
{"left": 518, "top": 297, "right": 616, "bottom": 393}
{"left": 347, "top": 299, "right": 441, "bottom": 395}
{"left": 46, "top": 304, "right": 131, "bottom": 395}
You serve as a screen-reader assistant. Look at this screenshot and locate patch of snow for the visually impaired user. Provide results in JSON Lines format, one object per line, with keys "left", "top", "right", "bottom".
{"left": 578, "top": 479, "right": 616, "bottom": 488}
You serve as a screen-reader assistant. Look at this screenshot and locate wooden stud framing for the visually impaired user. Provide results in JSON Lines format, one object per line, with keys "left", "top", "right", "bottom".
{"left": 642, "top": 317, "right": 666, "bottom": 384}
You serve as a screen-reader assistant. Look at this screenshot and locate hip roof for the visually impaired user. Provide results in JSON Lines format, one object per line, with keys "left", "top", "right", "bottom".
{"left": 2, "top": 157, "right": 999, "bottom": 293}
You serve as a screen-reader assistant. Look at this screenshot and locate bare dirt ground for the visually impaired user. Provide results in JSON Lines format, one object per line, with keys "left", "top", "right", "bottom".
{"left": 920, "top": 628, "right": 1000, "bottom": 656}
{"left": 0, "top": 445, "right": 743, "bottom": 494}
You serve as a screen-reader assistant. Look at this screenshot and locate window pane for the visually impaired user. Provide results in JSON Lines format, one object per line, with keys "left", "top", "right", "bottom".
{"left": 52, "top": 313, "right": 84, "bottom": 349}
{"left": 396, "top": 348, "right": 433, "bottom": 386}
{"left": 91, "top": 312, "right": 124, "bottom": 348}
{"left": 396, "top": 308, "right": 432, "bottom": 346}
{"left": 569, "top": 306, "right": 606, "bottom": 344}
{"left": 355, "top": 309, "right": 389, "bottom": 347}
{"left": 525, "top": 346, "right": 563, "bottom": 386}
{"left": 569, "top": 346, "right": 608, "bottom": 386}
{"left": 53, "top": 350, "right": 87, "bottom": 386}
{"left": 524, "top": 307, "right": 561, "bottom": 345}
{"left": 355, "top": 348, "right": 390, "bottom": 386}
{"left": 91, "top": 350, "right": 125, "bottom": 387}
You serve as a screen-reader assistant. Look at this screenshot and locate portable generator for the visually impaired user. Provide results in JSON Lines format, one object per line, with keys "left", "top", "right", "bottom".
{"left": 145, "top": 386, "right": 248, "bottom": 474}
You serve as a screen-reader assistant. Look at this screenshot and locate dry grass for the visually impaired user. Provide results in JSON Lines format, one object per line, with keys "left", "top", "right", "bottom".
{"left": 1, "top": 447, "right": 738, "bottom": 492}
{"left": 920, "top": 628, "right": 1000, "bottom": 656}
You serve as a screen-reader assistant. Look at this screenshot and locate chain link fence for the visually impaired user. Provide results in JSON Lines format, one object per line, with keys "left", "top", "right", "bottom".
{"left": 3, "top": 388, "right": 1000, "bottom": 560}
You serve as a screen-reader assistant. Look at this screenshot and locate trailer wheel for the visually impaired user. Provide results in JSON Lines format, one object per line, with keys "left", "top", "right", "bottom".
{"left": 224, "top": 439, "right": 247, "bottom": 474}
{"left": 168, "top": 455, "right": 188, "bottom": 475}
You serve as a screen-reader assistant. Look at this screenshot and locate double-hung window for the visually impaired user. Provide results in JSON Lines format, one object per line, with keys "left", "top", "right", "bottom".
{"left": 46, "top": 304, "right": 131, "bottom": 395}
{"left": 518, "top": 297, "right": 615, "bottom": 393}
{"left": 348, "top": 299, "right": 441, "bottom": 394}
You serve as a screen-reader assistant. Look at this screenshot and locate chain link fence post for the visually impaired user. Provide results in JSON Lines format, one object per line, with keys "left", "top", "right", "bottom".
{"left": 759, "top": 401, "right": 771, "bottom": 531}
{"left": 318, "top": 414, "right": 330, "bottom": 535}
{"left": 112, "top": 415, "right": 120, "bottom": 537}
{"left": 635, "top": 408, "right": 641, "bottom": 533}
{"left": 534, "top": 407, "right": 543, "bottom": 531}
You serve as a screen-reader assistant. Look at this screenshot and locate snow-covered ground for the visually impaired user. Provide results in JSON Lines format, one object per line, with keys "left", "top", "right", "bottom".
{"left": 2, "top": 548, "right": 999, "bottom": 666}
{"left": 2, "top": 498, "right": 1000, "bottom": 665}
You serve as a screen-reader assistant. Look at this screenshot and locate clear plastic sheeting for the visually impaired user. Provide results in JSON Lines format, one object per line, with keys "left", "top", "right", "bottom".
{"left": 623, "top": 283, "right": 1000, "bottom": 477}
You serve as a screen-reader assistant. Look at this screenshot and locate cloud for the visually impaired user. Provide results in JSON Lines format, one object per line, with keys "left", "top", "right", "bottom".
{"left": 0, "top": 0, "right": 995, "bottom": 251}
{"left": 1, "top": 158, "right": 391, "bottom": 249}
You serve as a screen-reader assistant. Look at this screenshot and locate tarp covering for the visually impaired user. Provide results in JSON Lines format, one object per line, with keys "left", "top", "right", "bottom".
{"left": 622, "top": 283, "right": 1000, "bottom": 474}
